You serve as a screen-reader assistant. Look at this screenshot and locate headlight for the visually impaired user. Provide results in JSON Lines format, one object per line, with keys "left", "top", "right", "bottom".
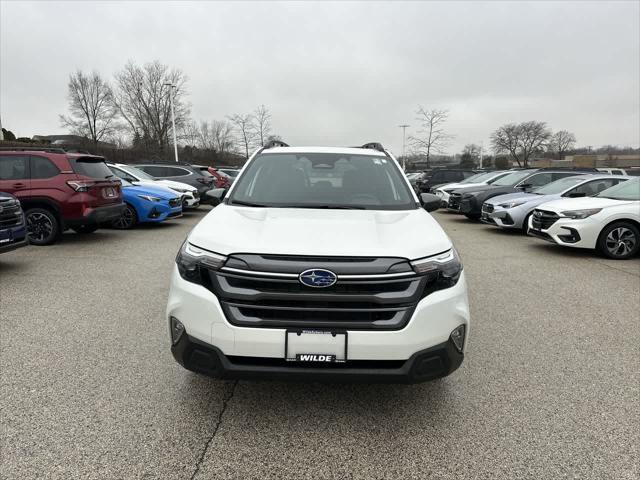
{"left": 176, "top": 241, "right": 227, "bottom": 284}
{"left": 499, "top": 201, "right": 527, "bottom": 209}
{"left": 560, "top": 208, "right": 602, "bottom": 219}
{"left": 138, "top": 194, "right": 162, "bottom": 202}
{"left": 410, "top": 248, "right": 463, "bottom": 292}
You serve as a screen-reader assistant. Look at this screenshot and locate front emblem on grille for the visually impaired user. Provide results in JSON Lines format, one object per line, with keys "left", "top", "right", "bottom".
{"left": 299, "top": 269, "right": 337, "bottom": 288}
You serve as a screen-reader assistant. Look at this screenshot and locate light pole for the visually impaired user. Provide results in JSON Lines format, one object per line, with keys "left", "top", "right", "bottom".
{"left": 164, "top": 83, "right": 179, "bottom": 163}
{"left": 398, "top": 124, "right": 410, "bottom": 171}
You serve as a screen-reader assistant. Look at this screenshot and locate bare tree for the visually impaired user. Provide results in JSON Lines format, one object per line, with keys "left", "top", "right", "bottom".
{"left": 209, "top": 120, "right": 236, "bottom": 156}
{"left": 549, "top": 130, "right": 576, "bottom": 159}
{"left": 491, "top": 121, "right": 551, "bottom": 167}
{"left": 408, "top": 107, "right": 453, "bottom": 168}
{"left": 180, "top": 120, "right": 201, "bottom": 147}
{"left": 59, "top": 70, "right": 119, "bottom": 146}
{"left": 253, "top": 105, "right": 272, "bottom": 146}
{"left": 460, "top": 144, "right": 481, "bottom": 167}
{"left": 228, "top": 113, "right": 257, "bottom": 158}
{"left": 113, "top": 61, "right": 190, "bottom": 152}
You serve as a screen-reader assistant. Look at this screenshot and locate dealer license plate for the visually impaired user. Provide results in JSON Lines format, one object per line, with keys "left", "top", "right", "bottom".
{"left": 285, "top": 330, "right": 347, "bottom": 363}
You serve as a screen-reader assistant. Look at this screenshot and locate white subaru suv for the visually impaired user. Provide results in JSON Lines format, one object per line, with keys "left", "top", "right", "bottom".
{"left": 166, "top": 142, "right": 470, "bottom": 383}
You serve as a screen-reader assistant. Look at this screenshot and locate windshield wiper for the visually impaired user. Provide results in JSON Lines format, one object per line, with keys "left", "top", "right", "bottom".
{"left": 282, "top": 204, "right": 367, "bottom": 210}
{"left": 230, "top": 200, "right": 268, "bottom": 207}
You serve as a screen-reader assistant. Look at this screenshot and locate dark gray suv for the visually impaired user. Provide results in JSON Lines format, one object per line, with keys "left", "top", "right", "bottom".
{"left": 135, "top": 163, "right": 215, "bottom": 201}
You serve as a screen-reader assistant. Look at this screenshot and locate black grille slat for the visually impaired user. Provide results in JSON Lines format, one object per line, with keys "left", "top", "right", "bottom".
{"left": 482, "top": 203, "right": 494, "bottom": 213}
{"left": 0, "top": 204, "right": 23, "bottom": 227}
{"left": 531, "top": 209, "right": 559, "bottom": 230}
{"left": 202, "top": 254, "right": 429, "bottom": 330}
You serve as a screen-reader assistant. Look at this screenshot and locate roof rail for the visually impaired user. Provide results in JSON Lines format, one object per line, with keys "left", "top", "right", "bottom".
{"left": 263, "top": 140, "right": 289, "bottom": 149}
{"left": 359, "top": 142, "right": 386, "bottom": 153}
{"left": 0, "top": 146, "right": 68, "bottom": 154}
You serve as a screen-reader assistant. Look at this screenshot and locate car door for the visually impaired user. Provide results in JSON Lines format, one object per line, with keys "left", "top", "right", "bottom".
{"left": 29, "top": 155, "right": 62, "bottom": 201}
{"left": 0, "top": 154, "right": 30, "bottom": 200}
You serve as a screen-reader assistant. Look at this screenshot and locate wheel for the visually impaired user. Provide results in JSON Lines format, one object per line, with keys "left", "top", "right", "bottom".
{"left": 521, "top": 212, "right": 533, "bottom": 234}
{"left": 597, "top": 222, "right": 639, "bottom": 259}
{"left": 464, "top": 213, "right": 481, "bottom": 220}
{"left": 25, "top": 208, "right": 60, "bottom": 245}
{"left": 111, "top": 203, "right": 138, "bottom": 230}
{"left": 72, "top": 224, "right": 99, "bottom": 234}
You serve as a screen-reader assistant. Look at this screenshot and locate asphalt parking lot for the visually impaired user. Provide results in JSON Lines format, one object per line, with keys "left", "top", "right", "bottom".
{"left": 1, "top": 208, "right": 638, "bottom": 480}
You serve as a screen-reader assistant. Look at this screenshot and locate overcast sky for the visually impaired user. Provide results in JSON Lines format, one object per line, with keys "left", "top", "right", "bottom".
{"left": 1, "top": 1, "right": 639, "bottom": 155}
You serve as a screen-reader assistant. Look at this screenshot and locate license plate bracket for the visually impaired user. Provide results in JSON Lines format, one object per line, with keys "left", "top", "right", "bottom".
{"left": 285, "top": 329, "right": 348, "bottom": 363}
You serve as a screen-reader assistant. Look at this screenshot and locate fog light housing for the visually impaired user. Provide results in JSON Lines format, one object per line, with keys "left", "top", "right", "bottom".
{"left": 450, "top": 325, "right": 466, "bottom": 353}
{"left": 170, "top": 316, "right": 185, "bottom": 345}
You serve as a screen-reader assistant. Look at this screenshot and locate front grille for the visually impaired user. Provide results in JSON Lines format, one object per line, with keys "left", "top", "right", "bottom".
{"left": 531, "top": 209, "right": 559, "bottom": 230}
{"left": 482, "top": 203, "right": 494, "bottom": 213}
{"left": 203, "top": 254, "right": 432, "bottom": 330}
{"left": 169, "top": 197, "right": 181, "bottom": 208}
{"left": 0, "top": 201, "right": 23, "bottom": 228}
{"left": 448, "top": 194, "right": 462, "bottom": 210}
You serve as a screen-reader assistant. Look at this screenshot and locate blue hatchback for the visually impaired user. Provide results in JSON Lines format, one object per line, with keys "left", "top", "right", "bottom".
{"left": 112, "top": 180, "right": 183, "bottom": 229}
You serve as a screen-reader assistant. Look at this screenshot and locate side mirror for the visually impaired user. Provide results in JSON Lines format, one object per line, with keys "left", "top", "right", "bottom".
{"left": 205, "top": 188, "right": 226, "bottom": 206}
{"left": 420, "top": 193, "right": 441, "bottom": 212}
{"left": 518, "top": 183, "right": 532, "bottom": 191}
{"left": 567, "top": 192, "right": 586, "bottom": 198}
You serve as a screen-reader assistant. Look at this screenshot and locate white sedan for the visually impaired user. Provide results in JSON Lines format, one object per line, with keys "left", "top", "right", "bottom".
{"left": 528, "top": 178, "right": 640, "bottom": 259}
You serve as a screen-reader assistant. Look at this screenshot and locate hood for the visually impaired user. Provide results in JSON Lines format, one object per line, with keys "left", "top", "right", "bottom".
{"left": 123, "top": 184, "right": 180, "bottom": 200}
{"left": 0, "top": 192, "right": 17, "bottom": 200}
{"left": 487, "top": 192, "right": 539, "bottom": 205}
{"left": 189, "top": 205, "right": 452, "bottom": 259}
{"left": 155, "top": 179, "right": 197, "bottom": 192}
{"left": 538, "top": 196, "right": 640, "bottom": 213}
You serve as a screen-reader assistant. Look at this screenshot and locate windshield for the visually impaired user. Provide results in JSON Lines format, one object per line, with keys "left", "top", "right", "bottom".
{"left": 459, "top": 172, "right": 485, "bottom": 184}
{"left": 121, "top": 165, "right": 155, "bottom": 181}
{"left": 533, "top": 176, "right": 585, "bottom": 195}
{"left": 228, "top": 152, "right": 416, "bottom": 210}
{"left": 596, "top": 178, "right": 640, "bottom": 201}
{"left": 491, "top": 170, "right": 533, "bottom": 186}
{"left": 462, "top": 171, "right": 503, "bottom": 184}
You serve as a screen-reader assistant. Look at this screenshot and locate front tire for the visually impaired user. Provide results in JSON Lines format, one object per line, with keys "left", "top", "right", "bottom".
{"left": 597, "top": 221, "right": 639, "bottom": 259}
{"left": 25, "top": 208, "right": 60, "bottom": 245}
{"left": 464, "top": 213, "right": 481, "bottom": 220}
{"left": 111, "top": 203, "right": 138, "bottom": 230}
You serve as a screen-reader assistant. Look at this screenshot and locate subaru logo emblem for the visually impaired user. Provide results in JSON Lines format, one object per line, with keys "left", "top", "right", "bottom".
{"left": 299, "top": 269, "right": 337, "bottom": 288}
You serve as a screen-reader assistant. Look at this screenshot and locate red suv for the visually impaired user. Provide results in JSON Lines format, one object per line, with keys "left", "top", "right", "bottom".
{"left": 0, "top": 148, "right": 124, "bottom": 245}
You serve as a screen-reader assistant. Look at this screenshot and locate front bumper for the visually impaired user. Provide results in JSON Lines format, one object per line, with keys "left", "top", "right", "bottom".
{"left": 171, "top": 334, "right": 463, "bottom": 383}
{"left": 0, "top": 225, "right": 28, "bottom": 254}
{"left": 166, "top": 267, "right": 470, "bottom": 382}
{"left": 183, "top": 193, "right": 200, "bottom": 209}
{"left": 139, "top": 202, "right": 182, "bottom": 223}
{"left": 527, "top": 215, "right": 598, "bottom": 249}
{"left": 481, "top": 205, "right": 526, "bottom": 229}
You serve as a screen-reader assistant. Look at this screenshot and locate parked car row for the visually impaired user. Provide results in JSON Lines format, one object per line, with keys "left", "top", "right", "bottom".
{"left": 0, "top": 148, "right": 233, "bottom": 253}
{"left": 419, "top": 167, "right": 640, "bottom": 260}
